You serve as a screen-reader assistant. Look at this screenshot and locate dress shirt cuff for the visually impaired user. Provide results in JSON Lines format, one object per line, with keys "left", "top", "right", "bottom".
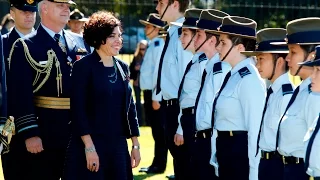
{"left": 176, "top": 123, "right": 183, "bottom": 135}
{"left": 20, "top": 127, "right": 40, "bottom": 141}
{"left": 152, "top": 90, "right": 162, "bottom": 101}
{"left": 249, "top": 167, "right": 258, "bottom": 180}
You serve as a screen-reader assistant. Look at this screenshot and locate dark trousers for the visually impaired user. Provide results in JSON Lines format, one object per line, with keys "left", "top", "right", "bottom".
{"left": 143, "top": 90, "right": 152, "bottom": 126}
{"left": 283, "top": 162, "right": 309, "bottom": 180}
{"left": 314, "top": 177, "right": 320, "bottom": 180}
{"left": 191, "top": 137, "right": 218, "bottom": 180}
{"left": 150, "top": 101, "right": 168, "bottom": 170}
{"left": 161, "top": 100, "right": 188, "bottom": 180}
{"left": 258, "top": 155, "right": 284, "bottom": 180}
{"left": 133, "top": 85, "right": 142, "bottom": 125}
{"left": 216, "top": 133, "right": 249, "bottom": 180}
{"left": 4, "top": 137, "right": 66, "bottom": 180}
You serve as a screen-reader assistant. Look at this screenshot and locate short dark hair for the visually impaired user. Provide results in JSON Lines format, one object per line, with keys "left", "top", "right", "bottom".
{"left": 301, "top": 44, "right": 318, "bottom": 59}
{"left": 227, "top": 34, "right": 256, "bottom": 51}
{"left": 273, "top": 53, "right": 289, "bottom": 71}
{"left": 83, "top": 11, "right": 122, "bottom": 49}
{"left": 168, "top": 0, "right": 190, "bottom": 13}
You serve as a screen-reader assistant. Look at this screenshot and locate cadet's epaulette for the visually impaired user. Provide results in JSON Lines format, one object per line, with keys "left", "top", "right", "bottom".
{"left": 178, "top": 27, "right": 182, "bottom": 37}
{"left": 198, "top": 53, "right": 207, "bottom": 63}
{"left": 308, "top": 84, "right": 312, "bottom": 94}
{"left": 282, "top": 84, "right": 294, "bottom": 96}
{"left": 155, "top": 41, "right": 159, "bottom": 47}
{"left": 212, "top": 62, "right": 222, "bottom": 75}
{"left": 238, "top": 67, "right": 251, "bottom": 78}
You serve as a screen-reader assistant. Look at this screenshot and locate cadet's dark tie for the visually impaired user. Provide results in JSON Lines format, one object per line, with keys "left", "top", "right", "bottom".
{"left": 275, "top": 86, "right": 300, "bottom": 150}
{"left": 194, "top": 70, "right": 207, "bottom": 110}
{"left": 177, "top": 60, "right": 193, "bottom": 100}
{"left": 54, "top": 34, "right": 66, "bottom": 53}
{"left": 255, "top": 87, "right": 273, "bottom": 155}
{"left": 211, "top": 71, "right": 231, "bottom": 129}
{"left": 156, "top": 35, "right": 170, "bottom": 94}
{"left": 305, "top": 116, "right": 320, "bottom": 172}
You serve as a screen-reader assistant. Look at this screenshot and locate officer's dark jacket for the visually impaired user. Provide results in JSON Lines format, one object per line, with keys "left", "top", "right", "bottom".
{"left": 8, "top": 25, "right": 90, "bottom": 149}
{"left": 2, "top": 28, "right": 20, "bottom": 71}
{"left": 0, "top": 34, "right": 7, "bottom": 125}
{"left": 71, "top": 50, "right": 140, "bottom": 138}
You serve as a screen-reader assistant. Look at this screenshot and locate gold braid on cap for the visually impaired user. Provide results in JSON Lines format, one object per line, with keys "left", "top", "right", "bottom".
{"left": 8, "top": 38, "right": 63, "bottom": 97}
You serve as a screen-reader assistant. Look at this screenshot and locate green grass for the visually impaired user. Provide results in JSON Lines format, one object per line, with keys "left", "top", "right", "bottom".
{"left": 129, "top": 127, "right": 174, "bottom": 180}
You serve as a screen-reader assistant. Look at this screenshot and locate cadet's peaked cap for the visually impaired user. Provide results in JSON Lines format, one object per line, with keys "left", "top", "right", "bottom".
{"left": 271, "top": 17, "right": 320, "bottom": 45}
{"left": 207, "top": 16, "right": 257, "bottom": 39}
{"left": 171, "top": 8, "right": 202, "bottom": 29}
{"left": 196, "top": 9, "right": 229, "bottom": 31}
{"left": 299, "top": 45, "right": 320, "bottom": 67}
{"left": 44, "top": 0, "right": 76, "bottom": 5}
{"left": 70, "top": 9, "right": 88, "bottom": 22}
{"left": 139, "top": 13, "right": 165, "bottom": 29}
{"left": 9, "top": 0, "right": 38, "bottom": 12}
{"left": 241, "top": 28, "right": 289, "bottom": 56}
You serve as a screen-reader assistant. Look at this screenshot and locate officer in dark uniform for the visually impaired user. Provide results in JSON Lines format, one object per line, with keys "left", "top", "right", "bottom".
{"left": 2, "top": 0, "right": 37, "bottom": 72}
{"left": 6, "top": 0, "right": 90, "bottom": 179}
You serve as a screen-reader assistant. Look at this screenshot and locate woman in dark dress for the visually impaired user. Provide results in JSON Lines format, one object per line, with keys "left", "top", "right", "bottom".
{"left": 63, "top": 11, "right": 141, "bottom": 180}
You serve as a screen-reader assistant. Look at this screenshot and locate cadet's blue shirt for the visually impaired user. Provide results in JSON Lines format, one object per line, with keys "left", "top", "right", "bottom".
{"left": 158, "top": 17, "right": 193, "bottom": 100}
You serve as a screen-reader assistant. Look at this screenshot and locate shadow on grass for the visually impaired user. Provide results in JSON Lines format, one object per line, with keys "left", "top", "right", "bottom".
{"left": 134, "top": 173, "right": 157, "bottom": 180}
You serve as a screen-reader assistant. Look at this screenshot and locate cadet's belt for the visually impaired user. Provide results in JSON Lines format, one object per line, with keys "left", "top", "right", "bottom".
{"left": 260, "top": 150, "right": 280, "bottom": 160}
{"left": 182, "top": 107, "right": 195, "bottom": 115}
{"left": 162, "top": 99, "right": 178, "bottom": 107}
{"left": 195, "top": 129, "right": 212, "bottom": 139}
{"left": 217, "top": 130, "right": 247, "bottom": 137}
{"left": 281, "top": 156, "right": 304, "bottom": 165}
{"left": 34, "top": 96, "right": 70, "bottom": 109}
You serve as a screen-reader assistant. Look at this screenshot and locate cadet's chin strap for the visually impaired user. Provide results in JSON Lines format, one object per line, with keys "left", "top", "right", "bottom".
{"left": 221, "top": 37, "right": 239, "bottom": 61}
{"left": 184, "top": 33, "right": 196, "bottom": 50}
{"left": 160, "top": 3, "right": 170, "bottom": 20}
{"left": 195, "top": 33, "right": 212, "bottom": 52}
{"left": 294, "top": 53, "right": 311, "bottom": 76}
{"left": 268, "top": 54, "right": 279, "bottom": 81}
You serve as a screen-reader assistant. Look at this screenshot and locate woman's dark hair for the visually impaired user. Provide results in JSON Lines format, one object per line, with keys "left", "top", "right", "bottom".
{"left": 227, "top": 34, "right": 256, "bottom": 51}
{"left": 83, "top": 11, "right": 122, "bottom": 49}
{"left": 300, "top": 44, "right": 318, "bottom": 60}
{"left": 272, "top": 53, "right": 289, "bottom": 71}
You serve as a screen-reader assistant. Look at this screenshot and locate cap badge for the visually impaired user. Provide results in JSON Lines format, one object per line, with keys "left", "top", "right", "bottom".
{"left": 27, "top": 0, "right": 34, "bottom": 4}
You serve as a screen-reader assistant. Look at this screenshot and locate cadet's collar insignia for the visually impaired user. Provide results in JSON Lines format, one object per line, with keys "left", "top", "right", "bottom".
{"left": 282, "top": 84, "right": 294, "bottom": 96}
{"left": 178, "top": 27, "right": 182, "bottom": 37}
{"left": 212, "top": 62, "right": 222, "bottom": 75}
{"left": 155, "top": 41, "right": 159, "bottom": 47}
{"left": 238, "top": 67, "right": 251, "bottom": 78}
{"left": 198, "top": 53, "right": 207, "bottom": 63}
{"left": 27, "top": 0, "right": 34, "bottom": 4}
{"left": 308, "top": 84, "right": 312, "bottom": 93}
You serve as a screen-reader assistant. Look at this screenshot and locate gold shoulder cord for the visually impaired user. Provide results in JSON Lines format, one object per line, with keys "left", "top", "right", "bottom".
{"left": 8, "top": 38, "right": 63, "bottom": 97}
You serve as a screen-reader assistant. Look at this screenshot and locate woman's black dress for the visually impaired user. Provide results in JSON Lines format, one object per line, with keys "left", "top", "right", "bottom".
{"left": 63, "top": 53, "right": 136, "bottom": 180}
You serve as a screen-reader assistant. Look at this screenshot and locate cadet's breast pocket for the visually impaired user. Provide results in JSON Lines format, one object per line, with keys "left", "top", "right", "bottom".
{"left": 184, "top": 76, "right": 199, "bottom": 92}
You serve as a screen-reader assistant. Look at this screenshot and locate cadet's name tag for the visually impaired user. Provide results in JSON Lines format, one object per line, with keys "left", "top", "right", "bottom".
{"left": 39, "top": 61, "right": 48, "bottom": 65}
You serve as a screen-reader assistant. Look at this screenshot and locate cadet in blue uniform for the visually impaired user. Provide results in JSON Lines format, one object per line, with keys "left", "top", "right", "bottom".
{"left": 192, "top": 9, "right": 230, "bottom": 179}
{"left": 138, "top": 13, "right": 168, "bottom": 174}
{"left": 171, "top": 8, "right": 207, "bottom": 178}
{"left": 2, "top": 0, "right": 37, "bottom": 72}
{"left": 63, "top": 11, "right": 140, "bottom": 180}
{"left": 155, "top": 1, "right": 192, "bottom": 179}
{"left": 299, "top": 46, "right": 320, "bottom": 180}
{"left": 208, "top": 16, "right": 266, "bottom": 180}
{"left": 271, "top": 18, "right": 320, "bottom": 180}
{"left": 242, "top": 28, "right": 294, "bottom": 180}
{"left": 6, "top": 0, "right": 90, "bottom": 179}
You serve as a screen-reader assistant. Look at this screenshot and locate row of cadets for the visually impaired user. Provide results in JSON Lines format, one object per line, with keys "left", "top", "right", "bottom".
{"left": 191, "top": 9, "right": 230, "bottom": 179}
{"left": 6, "top": 0, "right": 91, "bottom": 179}
{"left": 242, "top": 28, "right": 294, "bottom": 180}
{"left": 138, "top": 13, "right": 169, "bottom": 174}
{"left": 272, "top": 17, "right": 320, "bottom": 180}
{"left": 300, "top": 45, "right": 320, "bottom": 180}
{"left": 170, "top": 8, "right": 208, "bottom": 178}
{"left": 154, "top": 0, "right": 192, "bottom": 179}
{"left": 209, "top": 16, "right": 266, "bottom": 180}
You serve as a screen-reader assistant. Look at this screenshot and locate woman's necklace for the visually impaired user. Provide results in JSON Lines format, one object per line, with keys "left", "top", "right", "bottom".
{"left": 108, "top": 59, "right": 118, "bottom": 83}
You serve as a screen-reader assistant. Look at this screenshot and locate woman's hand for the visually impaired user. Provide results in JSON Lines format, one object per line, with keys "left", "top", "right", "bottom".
{"left": 85, "top": 146, "right": 100, "bottom": 172}
{"left": 131, "top": 148, "right": 141, "bottom": 168}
